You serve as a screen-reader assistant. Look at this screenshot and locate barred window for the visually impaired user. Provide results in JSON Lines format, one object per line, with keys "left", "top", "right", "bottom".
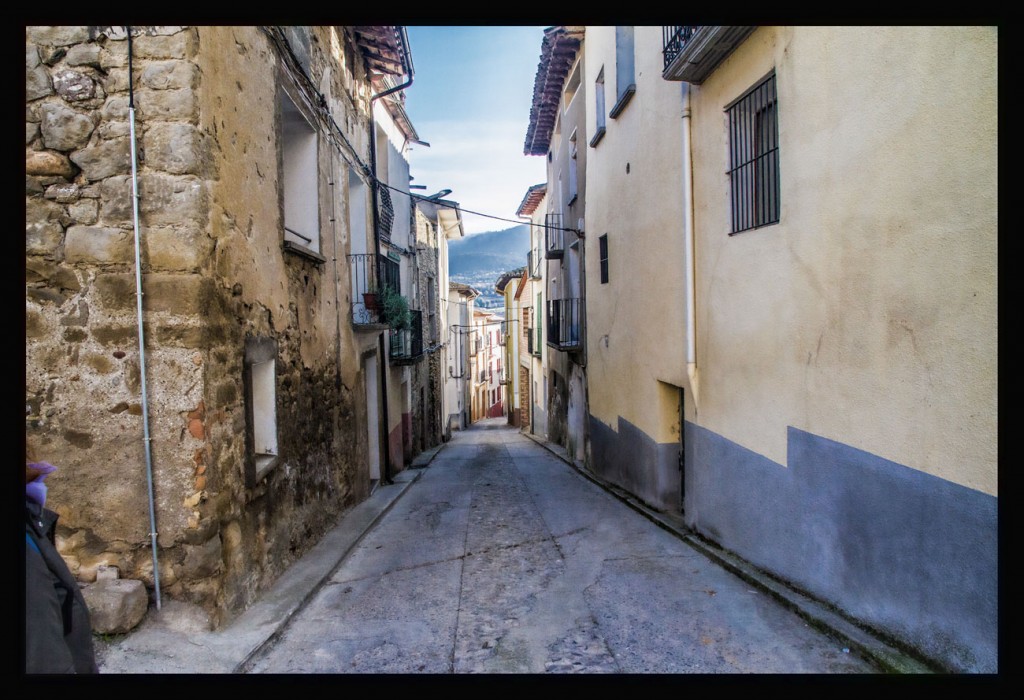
{"left": 599, "top": 234, "right": 609, "bottom": 284}
{"left": 727, "top": 72, "right": 779, "bottom": 234}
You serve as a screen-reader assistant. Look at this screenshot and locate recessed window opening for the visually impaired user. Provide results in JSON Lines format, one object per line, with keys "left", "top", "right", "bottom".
{"left": 252, "top": 359, "right": 277, "bottom": 460}
{"left": 568, "top": 129, "right": 579, "bottom": 204}
{"left": 281, "top": 89, "right": 320, "bottom": 253}
{"left": 727, "top": 72, "right": 780, "bottom": 234}
{"left": 599, "top": 234, "right": 609, "bottom": 283}
{"left": 564, "top": 59, "right": 582, "bottom": 107}
{"left": 591, "top": 67, "right": 607, "bottom": 147}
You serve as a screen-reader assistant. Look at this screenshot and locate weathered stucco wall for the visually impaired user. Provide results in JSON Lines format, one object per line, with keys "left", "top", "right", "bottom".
{"left": 689, "top": 26, "right": 997, "bottom": 495}
{"left": 26, "top": 25, "right": 383, "bottom": 624}
{"left": 581, "top": 26, "right": 687, "bottom": 509}
{"left": 681, "top": 26, "right": 998, "bottom": 672}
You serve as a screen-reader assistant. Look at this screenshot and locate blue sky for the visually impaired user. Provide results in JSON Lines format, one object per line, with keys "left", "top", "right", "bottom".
{"left": 402, "top": 26, "right": 549, "bottom": 235}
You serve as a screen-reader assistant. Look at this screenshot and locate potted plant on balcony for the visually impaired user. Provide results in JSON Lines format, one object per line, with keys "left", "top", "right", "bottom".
{"left": 379, "top": 284, "right": 411, "bottom": 330}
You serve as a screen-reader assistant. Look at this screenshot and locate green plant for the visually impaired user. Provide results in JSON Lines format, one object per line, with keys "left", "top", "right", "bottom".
{"left": 379, "top": 284, "right": 411, "bottom": 330}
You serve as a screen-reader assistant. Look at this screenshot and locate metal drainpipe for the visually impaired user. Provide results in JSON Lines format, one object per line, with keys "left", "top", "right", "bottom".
{"left": 368, "top": 126, "right": 392, "bottom": 484}
{"left": 329, "top": 143, "right": 342, "bottom": 391}
{"left": 681, "top": 82, "right": 699, "bottom": 408}
{"left": 368, "top": 30, "right": 414, "bottom": 483}
{"left": 127, "top": 26, "right": 162, "bottom": 610}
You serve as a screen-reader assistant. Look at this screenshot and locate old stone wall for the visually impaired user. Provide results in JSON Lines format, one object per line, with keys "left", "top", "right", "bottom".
{"left": 27, "top": 25, "right": 380, "bottom": 625}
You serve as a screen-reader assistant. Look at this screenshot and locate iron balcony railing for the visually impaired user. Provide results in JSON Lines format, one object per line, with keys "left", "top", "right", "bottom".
{"left": 662, "top": 26, "right": 698, "bottom": 70}
{"left": 348, "top": 254, "right": 400, "bottom": 326}
{"left": 662, "top": 26, "right": 756, "bottom": 84}
{"left": 348, "top": 253, "right": 381, "bottom": 325}
{"left": 545, "top": 212, "right": 564, "bottom": 259}
{"left": 547, "top": 298, "right": 583, "bottom": 352}
{"left": 389, "top": 309, "right": 424, "bottom": 364}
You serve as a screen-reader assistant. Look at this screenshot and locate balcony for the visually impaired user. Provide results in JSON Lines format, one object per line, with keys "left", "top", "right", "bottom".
{"left": 389, "top": 310, "right": 424, "bottom": 365}
{"left": 547, "top": 298, "right": 583, "bottom": 352}
{"left": 348, "top": 253, "right": 385, "bottom": 326}
{"left": 527, "top": 249, "right": 543, "bottom": 280}
{"left": 662, "top": 26, "right": 756, "bottom": 84}
{"left": 545, "top": 212, "right": 564, "bottom": 259}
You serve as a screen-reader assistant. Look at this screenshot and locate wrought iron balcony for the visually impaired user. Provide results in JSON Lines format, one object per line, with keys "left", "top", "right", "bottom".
{"left": 389, "top": 310, "right": 424, "bottom": 365}
{"left": 348, "top": 253, "right": 382, "bottom": 326}
{"left": 662, "top": 26, "right": 756, "bottom": 84}
{"left": 545, "top": 212, "right": 564, "bottom": 259}
{"left": 547, "top": 298, "right": 583, "bottom": 352}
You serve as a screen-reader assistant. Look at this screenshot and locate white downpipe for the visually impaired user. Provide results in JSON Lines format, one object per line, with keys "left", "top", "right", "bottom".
{"left": 682, "top": 83, "right": 699, "bottom": 408}
{"left": 128, "top": 26, "right": 162, "bottom": 610}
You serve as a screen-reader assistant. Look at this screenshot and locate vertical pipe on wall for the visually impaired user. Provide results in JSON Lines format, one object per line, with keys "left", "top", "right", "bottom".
{"left": 127, "top": 26, "right": 162, "bottom": 610}
{"left": 681, "top": 82, "right": 699, "bottom": 409}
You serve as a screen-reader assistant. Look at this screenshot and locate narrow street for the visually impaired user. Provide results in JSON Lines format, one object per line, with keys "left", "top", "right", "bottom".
{"left": 245, "top": 418, "right": 875, "bottom": 674}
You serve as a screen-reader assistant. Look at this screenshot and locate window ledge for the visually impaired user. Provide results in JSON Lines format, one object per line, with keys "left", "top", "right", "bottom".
{"left": 589, "top": 126, "right": 606, "bottom": 147}
{"left": 609, "top": 85, "right": 636, "bottom": 119}
{"left": 283, "top": 240, "right": 326, "bottom": 264}
{"left": 567, "top": 194, "right": 578, "bottom": 207}
{"left": 251, "top": 454, "right": 281, "bottom": 486}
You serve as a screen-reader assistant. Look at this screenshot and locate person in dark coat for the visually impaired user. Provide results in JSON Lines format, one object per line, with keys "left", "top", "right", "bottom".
{"left": 25, "top": 458, "right": 99, "bottom": 674}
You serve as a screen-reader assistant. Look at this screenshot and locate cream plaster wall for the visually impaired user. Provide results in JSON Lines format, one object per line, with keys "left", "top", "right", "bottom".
{"left": 583, "top": 25, "right": 687, "bottom": 445}
{"left": 688, "top": 26, "right": 997, "bottom": 494}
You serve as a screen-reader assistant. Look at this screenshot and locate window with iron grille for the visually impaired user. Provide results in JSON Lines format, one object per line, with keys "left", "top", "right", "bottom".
{"left": 726, "top": 72, "right": 779, "bottom": 234}
{"left": 599, "top": 234, "right": 609, "bottom": 284}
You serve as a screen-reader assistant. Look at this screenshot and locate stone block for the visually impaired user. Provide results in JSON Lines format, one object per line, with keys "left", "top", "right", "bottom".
{"left": 26, "top": 65, "right": 53, "bottom": 101}
{"left": 64, "top": 225, "right": 132, "bottom": 264}
{"left": 66, "top": 43, "right": 101, "bottom": 68}
{"left": 98, "top": 175, "right": 132, "bottom": 223}
{"left": 27, "top": 122, "right": 40, "bottom": 144}
{"left": 70, "top": 137, "right": 130, "bottom": 181}
{"left": 68, "top": 198, "right": 98, "bottom": 225}
{"left": 82, "top": 578, "right": 149, "bottom": 634}
{"left": 135, "top": 88, "right": 197, "bottom": 121}
{"left": 52, "top": 68, "right": 97, "bottom": 102}
{"left": 145, "top": 226, "right": 210, "bottom": 271}
{"left": 26, "top": 150, "right": 74, "bottom": 178}
{"left": 142, "top": 273, "right": 210, "bottom": 315}
{"left": 27, "top": 26, "right": 90, "bottom": 47}
{"left": 139, "top": 173, "right": 205, "bottom": 226}
{"left": 177, "top": 536, "right": 222, "bottom": 579}
{"left": 132, "top": 30, "right": 195, "bottom": 59}
{"left": 92, "top": 274, "right": 136, "bottom": 311}
{"left": 144, "top": 122, "right": 203, "bottom": 175}
{"left": 40, "top": 102, "right": 95, "bottom": 151}
{"left": 44, "top": 182, "right": 80, "bottom": 202}
{"left": 26, "top": 197, "right": 65, "bottom": 255}
{"left": 140, "top": 60, "right": 198, "bottom": 91}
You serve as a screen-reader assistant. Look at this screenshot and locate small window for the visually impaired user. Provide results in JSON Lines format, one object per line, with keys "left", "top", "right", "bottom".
{"left": 591, "top": 67, "right": 607, "bottom": 147}
{"left": 610, "top": 27, "right": 636, "bottom": 118}
{"left": 564, "top": 59, "right": 581, "bottom": 107}
{"left": 727, "top": 72, "right": 780, "bottom": 234}
{"left": 245, "top": 337, "right": 280, "bottom": 486}
{"left": 599, "top": 234, "right": 609, "bottom": 284}
{"left": 280, "top": 89, "right": 320, "bottom": 254}
{"left": 568, "top": 130, "right": 579, "bottom": 205}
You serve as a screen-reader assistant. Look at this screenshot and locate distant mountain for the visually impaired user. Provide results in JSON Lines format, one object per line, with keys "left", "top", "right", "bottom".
{"left": 449, "top": 225, "right": 530, "bottom": 277}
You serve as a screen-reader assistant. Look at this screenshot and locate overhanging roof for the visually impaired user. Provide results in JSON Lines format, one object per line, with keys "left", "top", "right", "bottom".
{"left": 516, "top": 183, "right": 547, "bottom": 217}
{"left": 524, "top": 26, "right": 584, "bottom": 156}
{"left": 351, "top": 26, "right": 412, "bottom": 79}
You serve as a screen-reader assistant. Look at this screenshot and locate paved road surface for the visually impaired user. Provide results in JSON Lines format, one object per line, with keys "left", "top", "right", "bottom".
{"left": 246, "top": 419, "right": 876, "bottom": 674}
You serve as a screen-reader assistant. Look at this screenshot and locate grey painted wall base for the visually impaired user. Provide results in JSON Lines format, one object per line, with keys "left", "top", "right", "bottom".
{"left": 588, "top": 414, "right": 681, "bottom": 513}
{"left": 685, "top": 422, "right": 997, "bottom": 674}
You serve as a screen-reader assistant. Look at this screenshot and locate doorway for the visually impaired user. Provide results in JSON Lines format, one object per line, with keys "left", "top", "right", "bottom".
{"left": 364, "top": 353, "right": 381, "bottom": 488}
